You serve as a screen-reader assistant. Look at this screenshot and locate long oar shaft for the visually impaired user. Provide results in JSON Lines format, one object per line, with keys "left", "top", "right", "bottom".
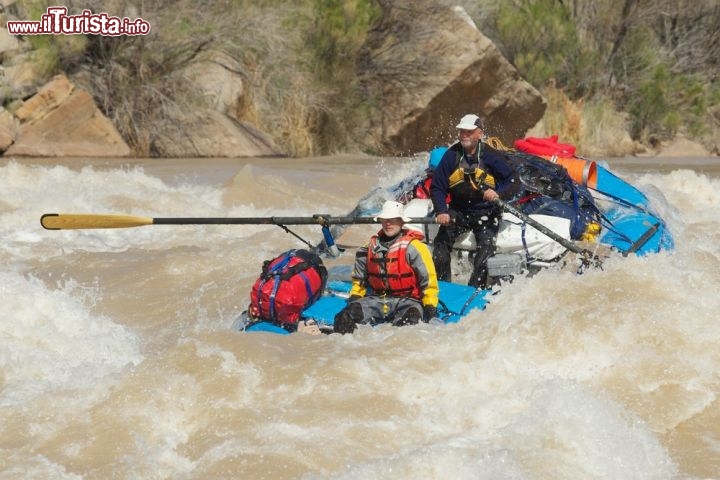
{"left": 152, "top": 216, "right": 434, "bottom": 225}
{"left": 496, "top": 199, "right": 591, "bottom": 257}
{"left": 40, "top": 213, "right": 437, "bottom": 230}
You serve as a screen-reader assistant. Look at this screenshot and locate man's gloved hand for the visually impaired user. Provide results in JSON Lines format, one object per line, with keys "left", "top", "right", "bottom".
{"left": 423, "top": 305, "right": 438, "bottom": 323}
{"left": 348, "top": 295, "right": 362, "bottom": 302}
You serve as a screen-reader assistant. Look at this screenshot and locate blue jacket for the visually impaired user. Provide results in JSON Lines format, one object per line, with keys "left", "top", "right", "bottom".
{"left": 430, "top": 141, "right": 519, "bottom": 214}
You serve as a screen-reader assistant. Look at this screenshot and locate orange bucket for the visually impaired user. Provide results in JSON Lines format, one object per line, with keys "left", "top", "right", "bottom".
{"left": 544, "top": 155, "right": 597, "bottom": 188}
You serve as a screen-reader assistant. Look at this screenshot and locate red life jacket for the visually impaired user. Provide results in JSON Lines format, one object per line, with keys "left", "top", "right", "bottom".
{"left": 514, "top": 135, "right": 577, "bottom": 157}
{"left": 514, "top": 135, "right": 597, "bottom": 188}
{"left": 412, "top": 175, "right": 450, "bottom": 203}
{"left": 413, "top": 177, "right": 433, "bottom": 199}
{"left": 366, "top": 230, "right": 424, "bottom": 300}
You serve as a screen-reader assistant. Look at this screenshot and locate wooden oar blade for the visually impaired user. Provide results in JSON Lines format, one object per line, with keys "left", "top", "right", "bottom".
{"left": 41, "top": 213, "right": 154, "bottom": 230}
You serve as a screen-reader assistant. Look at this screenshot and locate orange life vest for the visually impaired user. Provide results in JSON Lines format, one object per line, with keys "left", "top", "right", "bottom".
{"left": 366, "top": 230, "right": 424, "bottom": 300}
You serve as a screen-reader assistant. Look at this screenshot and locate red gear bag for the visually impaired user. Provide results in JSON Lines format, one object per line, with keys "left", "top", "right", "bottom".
{"left": 249, "top": 249, "right": 328, "bottom": 326}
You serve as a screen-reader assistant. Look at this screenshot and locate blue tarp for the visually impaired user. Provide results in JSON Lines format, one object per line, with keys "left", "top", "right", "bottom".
{"left": 595, "top": 165, "right": 674, "bottom": 255}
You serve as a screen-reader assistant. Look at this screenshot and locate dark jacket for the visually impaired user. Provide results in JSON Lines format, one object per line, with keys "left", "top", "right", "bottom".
{"left": 430, "top": 141, "right": 519, "bottom": 214}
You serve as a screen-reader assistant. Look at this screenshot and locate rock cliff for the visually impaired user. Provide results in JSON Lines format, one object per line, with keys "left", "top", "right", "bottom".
{"left": 356, "top": 0, "right": 545, "bottom": 154}
{"left": 4, "top": 75, "right": 130, "bottom": 157}
{"left": 0, "top": 2, "right": 543, "bottom": 158}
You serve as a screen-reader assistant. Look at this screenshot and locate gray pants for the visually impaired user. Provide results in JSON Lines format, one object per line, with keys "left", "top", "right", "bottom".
{"left": 333, "top": 296, "right": 423, "bottom": 334}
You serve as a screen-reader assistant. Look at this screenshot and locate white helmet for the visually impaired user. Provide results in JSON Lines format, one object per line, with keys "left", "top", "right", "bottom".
{"left": 374, "top": 201, "right": 411, "bottom": 222}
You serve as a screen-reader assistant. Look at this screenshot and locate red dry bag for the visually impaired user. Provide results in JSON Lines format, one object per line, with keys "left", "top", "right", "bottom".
{"left": 249, "top": 249, "right": 328, "bottom": 326}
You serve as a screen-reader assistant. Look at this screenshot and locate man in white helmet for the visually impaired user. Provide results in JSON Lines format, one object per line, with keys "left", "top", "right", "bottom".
{"left": 334, "top": 201, "right": 440, "bottom": 334}
{"left": 430, "top": 114, "right": 520, "bottom": 288}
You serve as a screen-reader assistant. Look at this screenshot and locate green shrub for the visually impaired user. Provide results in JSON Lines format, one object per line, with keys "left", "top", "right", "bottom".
{"left": 628, "top": 64, "right": 714, "bottom": 142}
{"left": 495, "top": 0, "right": 598, "bottom": 97}
{"left": 307, "top": 0, "right": 380, "bottom": 80}
{"left": 628, "top": 64, "right": 671, "bottom": 141}
{"left": 20, "top": 5, "right": 88, "bottom": 76}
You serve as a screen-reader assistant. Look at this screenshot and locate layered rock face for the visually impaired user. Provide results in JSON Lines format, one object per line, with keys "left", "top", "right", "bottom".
{"left": 4, "top": 75, "right": 130, "bottom": 157}
{"left": 355, "top": 0, "right": 545, "bottom": 154}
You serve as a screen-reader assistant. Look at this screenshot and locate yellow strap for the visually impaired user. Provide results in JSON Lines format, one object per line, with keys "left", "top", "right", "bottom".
{"left": 485, "top": 136, "right": 512, "bottom": 151}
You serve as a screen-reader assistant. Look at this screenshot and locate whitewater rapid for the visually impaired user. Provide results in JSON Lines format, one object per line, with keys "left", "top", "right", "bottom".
{"left": 1, "top": 154, "right": 719, "bottom": 479}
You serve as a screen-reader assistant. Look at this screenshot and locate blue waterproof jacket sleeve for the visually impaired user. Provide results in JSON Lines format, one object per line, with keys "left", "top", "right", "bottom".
{"left": 430, "top": 143, "right": 519, "bottom": 213}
